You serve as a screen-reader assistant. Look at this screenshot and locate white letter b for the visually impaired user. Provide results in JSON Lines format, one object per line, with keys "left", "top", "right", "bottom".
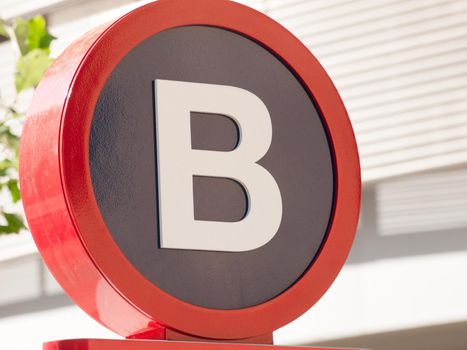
{"left": 154, "top": 79, "right": 282, "bottom": 252}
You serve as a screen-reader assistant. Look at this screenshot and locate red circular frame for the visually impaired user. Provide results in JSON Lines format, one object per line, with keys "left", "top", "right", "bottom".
{"left": 20, "top": 0, "right": 360, "bottom": 341}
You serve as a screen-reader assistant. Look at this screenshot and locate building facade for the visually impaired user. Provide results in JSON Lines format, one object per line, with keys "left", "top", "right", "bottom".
{"left": 1, "top": 1, "right": 467, "bottom": 349}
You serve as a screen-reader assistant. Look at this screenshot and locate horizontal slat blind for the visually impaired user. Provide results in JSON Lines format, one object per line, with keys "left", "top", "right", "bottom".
{"left": 1, "top": 0, "right": 467, "bottom": 182}
{"left": 266, "top": 0, "right": 467, "bottom": 182}
{"left": 376, "top": 167, "right": 467, "bottom": 235}
{"left": 0, "top": 0, "right": 66, "bottom": 19}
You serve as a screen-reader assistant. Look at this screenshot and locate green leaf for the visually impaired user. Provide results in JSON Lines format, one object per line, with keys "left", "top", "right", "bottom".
{"left": 7, "top": 179, "right": 21, "bottom": 203}
{"left": 0, "top": 124, "right": 20, "bottom": 149}
{"left": 15, "top": 48, "right": 53, "bottom": 92}
{"left": 0, "top": 212, "right": 24, "bottom": 234}
{"left": 13, "top": 18, "right": 29, "bottom": 55}
{"left": 13, "top": 15, "right": 55, "bottom": 55}
{"left": 27, "top": 15, "right": 55, "bottom": 52}
{"left": 0, "top": 19, "right": 9, "bottom": 39}
{"left": 0, "top": 159, "right": 14, "bottom": 176}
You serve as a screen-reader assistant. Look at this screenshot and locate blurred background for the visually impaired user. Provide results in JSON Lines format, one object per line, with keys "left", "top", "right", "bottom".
{"left": 1, "top": 0, "right": 467, "bottom": 349}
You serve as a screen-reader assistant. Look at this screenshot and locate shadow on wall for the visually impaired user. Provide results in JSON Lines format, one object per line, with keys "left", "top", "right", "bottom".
{"left": 311, "top": 320, "right": 467, "bottom": 350}
{"left": 0, "top": 293, "right": 71, "bottom": 318}
{"left": 348, "top": 167, "right": 467, "bottom": 264}
{"left": 1, "top": 167, "right": 467, "bottom": 321}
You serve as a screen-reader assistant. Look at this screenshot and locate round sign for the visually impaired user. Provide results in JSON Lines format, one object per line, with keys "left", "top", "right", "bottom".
{"left": 19, "top": 0, "right": 360, "bottom": 341}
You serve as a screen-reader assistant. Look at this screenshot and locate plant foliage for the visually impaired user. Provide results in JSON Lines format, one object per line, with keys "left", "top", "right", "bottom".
{"left": 0, "top": 15, "right": 55, "bottom": 234}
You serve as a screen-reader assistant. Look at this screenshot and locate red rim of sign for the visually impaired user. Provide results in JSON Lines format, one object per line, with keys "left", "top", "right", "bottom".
{"left": 19, "top": 0, "right": 361, "bottom": 340}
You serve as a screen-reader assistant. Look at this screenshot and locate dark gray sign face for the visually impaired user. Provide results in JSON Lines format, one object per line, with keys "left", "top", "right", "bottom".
{"left": 90, "top": 26, "right": 334, "bottom": 310}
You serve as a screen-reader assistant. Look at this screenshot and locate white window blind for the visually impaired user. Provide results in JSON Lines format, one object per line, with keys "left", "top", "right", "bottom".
{"left": 1, "top": 0, "right": 467, "bottom": 182}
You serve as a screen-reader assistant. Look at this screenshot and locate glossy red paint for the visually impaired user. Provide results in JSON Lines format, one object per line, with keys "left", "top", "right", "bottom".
{"left": 20, "top": 0, "right": 360, "bottom": 342}
{"left": 43, "top": 339, "right": 356, "bottom": 350}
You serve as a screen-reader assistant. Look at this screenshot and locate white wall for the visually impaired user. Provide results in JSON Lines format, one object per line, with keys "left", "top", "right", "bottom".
{"left": 1, "top": 1, "right": 467, "bottom": 349}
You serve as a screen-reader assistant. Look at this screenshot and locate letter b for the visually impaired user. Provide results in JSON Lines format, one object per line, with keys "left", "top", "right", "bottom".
{"left": 154, "top": 79, "right": 282, "bottom": 252}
